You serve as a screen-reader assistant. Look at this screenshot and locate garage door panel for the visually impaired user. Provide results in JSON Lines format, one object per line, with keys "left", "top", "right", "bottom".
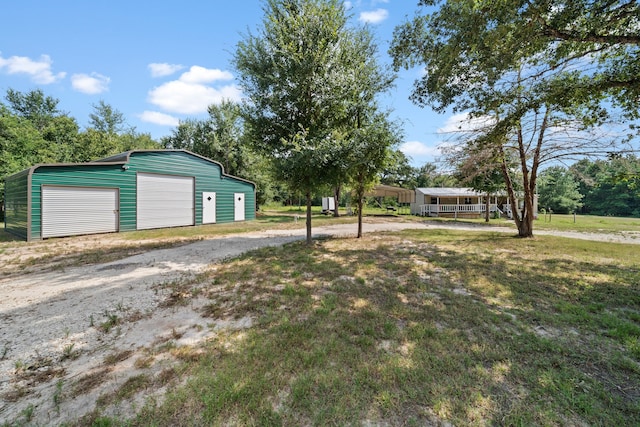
{"left": 137, "top": 173, "right": 194, "bottom": 230}
{"left": 42, "top": 186, "right": 119, "bottom": 238}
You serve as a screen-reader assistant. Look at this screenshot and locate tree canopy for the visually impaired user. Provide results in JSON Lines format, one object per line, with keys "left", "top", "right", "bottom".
{"left": 1, "top": 89, "right": 159, "bottom": 197}
{"left": 390, "top": 0, "right": 639, "bottom": 236}
{"left": 390, "top": 0, "right": 639, "bottom": 121}
{"left": 570, "top": 155, "right": 640, "bottom": 217}
{"left": 235, "top": 0, "right": 396, "bottom": 243}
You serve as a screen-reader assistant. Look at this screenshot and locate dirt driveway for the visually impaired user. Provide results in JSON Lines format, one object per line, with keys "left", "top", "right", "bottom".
{"left": 0, "top": 220, "right": 432, "bottom": 425}
{"left": 0, "top": 219, "right": 637, "bottom": 425}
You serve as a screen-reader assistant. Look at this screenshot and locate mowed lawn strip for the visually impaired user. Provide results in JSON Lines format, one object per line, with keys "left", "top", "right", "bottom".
{"left": 84, "top": 229, "right": 640, "bottom": 426}
{"left": 420, "top": 213, "right": 640, "bottom": 235}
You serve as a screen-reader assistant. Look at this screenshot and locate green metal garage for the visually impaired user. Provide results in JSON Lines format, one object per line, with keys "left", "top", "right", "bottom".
{"left": 3, "top": 150, "right": 256, "bottom": 241}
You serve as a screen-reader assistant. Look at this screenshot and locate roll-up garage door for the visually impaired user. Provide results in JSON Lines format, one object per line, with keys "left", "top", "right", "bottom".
{"left": 42, "top": 186, "right": 119, "bottom": 238}
{"left": 137, "top": 173, "right": 194, "bottom": 230}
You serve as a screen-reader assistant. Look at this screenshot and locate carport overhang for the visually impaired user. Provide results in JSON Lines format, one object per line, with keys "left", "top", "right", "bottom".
{"left": 365, "top": 185, "right": 415, "bottom": 203}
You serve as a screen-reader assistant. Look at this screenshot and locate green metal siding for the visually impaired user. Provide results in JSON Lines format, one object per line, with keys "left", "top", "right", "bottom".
{"left": 31, "top": 165, "right": 133, "bottom": 238}
{"left": 25, "top": 150, "right": 255, "bottom": 240}
{"left": 4, "top": 169, "right": 29, "bottom": 239}
{"left": 125, "top": 152, "right": 255, "bottom": 224}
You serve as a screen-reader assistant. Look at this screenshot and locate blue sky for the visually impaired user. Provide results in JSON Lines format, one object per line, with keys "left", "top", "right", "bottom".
{"left": 0, "top": 0, "right": 453, "bottom": 167}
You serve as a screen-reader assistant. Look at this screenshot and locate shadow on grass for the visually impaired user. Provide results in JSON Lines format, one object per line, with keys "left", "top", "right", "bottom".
{"left": 0, "top": 229, "right": 21, "bottom": 243}
{"left": 118, "top": 232, "right": 640, "bottom": 426}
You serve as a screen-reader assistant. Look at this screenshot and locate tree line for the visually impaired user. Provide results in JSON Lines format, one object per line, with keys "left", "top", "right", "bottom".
{"left": 0, "top": 89, "right": 158, "bottom": 194}
{"left": 537, "top": 155, "right": 640, "bottom": 217}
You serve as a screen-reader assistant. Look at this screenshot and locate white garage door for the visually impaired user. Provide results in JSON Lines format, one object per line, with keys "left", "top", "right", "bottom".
{"left": 42, "top": 186, "right": 119, "bottom": 238}
{"left": 137, "top": 173, "right": 194, "bottom": 230}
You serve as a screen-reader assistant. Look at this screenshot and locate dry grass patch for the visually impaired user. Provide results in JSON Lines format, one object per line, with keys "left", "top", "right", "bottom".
{"left": 69, "top": 367, "right": 114, "bottom": 398}
{"left": 134, "top": 356, "right": 155, "bottom": 370}
{"left": 96, "top": 374, "right": 153, "bottom": 407}
{"left": 103, "top": 350, "right": 134, "bottom": 366}
{"left": 46, "top": 229, "right": 640, "bottom": 426}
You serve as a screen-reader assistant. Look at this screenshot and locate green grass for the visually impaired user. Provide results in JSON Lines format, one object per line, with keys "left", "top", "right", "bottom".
{"left": 534, "top": 213, "right": 640, "bottom": 233}
{"left": 90, "top": 229, "right": 640, "bottom": 426}
{"left": 424, "top": 213, "right": 640, "bottom": 234}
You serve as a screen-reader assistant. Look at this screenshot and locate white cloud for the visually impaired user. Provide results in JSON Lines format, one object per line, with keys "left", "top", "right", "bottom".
{"left": 71, "top": 73, "right": 110, "bottom": 94}
{"left": 359, "top": 8, "right": 389, "bottom": 24}
{"left": 0, "top": 53, "right": 66, "bottom": 84}
{"left": 148, "top": 80, "right": 241, "bottom": 114}
{"left": 148, "top": 63, "right": 184, "bottom": 78}
{"left": 147, "top": 66, "right": 241, "bottom": 114}
{"left": 179, "top": 66, "right": 233, "bottom": 84}
{"left": 400, "top": 140, "right": 441, "bottom": 157}
{"left": 437, "top": 113, "right": 495, "bottom": 134}
{"left": 139, "top": 110, "right": 180, "bottom": 127}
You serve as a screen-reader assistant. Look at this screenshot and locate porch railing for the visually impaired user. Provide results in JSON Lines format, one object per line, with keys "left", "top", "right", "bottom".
{"left": 419, "top": 204, "right": 498, "bottom": 216}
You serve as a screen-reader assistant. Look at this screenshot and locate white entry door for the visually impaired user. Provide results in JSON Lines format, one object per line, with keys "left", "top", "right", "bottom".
{"left": 234, "top": 193, "right": 245, "bottom": 221}
{"left": 202, "top": 192, "right": 216, "bottom": 224}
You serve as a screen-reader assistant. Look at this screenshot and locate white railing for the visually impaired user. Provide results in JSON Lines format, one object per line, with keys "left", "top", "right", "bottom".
{"left": 419, "top": 204, "right": 498, "bottom": 216}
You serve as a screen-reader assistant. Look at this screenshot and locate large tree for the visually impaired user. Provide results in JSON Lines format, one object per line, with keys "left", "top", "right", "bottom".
{"left": 1, "top": 91, "right": 75, "bottom": 195}
{"left": 3, "top": 88, "right": 79, "bottom": 163}
{"left": 390, "top": 0, "right": 639, "bottom": 119}
{"left": 324, "top": 24, "right": 396, "bottom": 217}
{"left": 390, "top": 0, "right": 637, "bottom": 236}
{"left": 72, "top": 102, "right": 158, "bottom": 162}
{"left": 235, "top": 0, "right": 390, "bottom": 244}
{"left": 1, "top": 89, "right": 158, "bottom": 177}
{"left": 0, "top": 105, "right": 55, "bottom": 188}
{"left": 380, "top": 150, "right": 417, "bottom": 188}
{"left": 162, "top": 101, "right": 248, "bottom": 177}
{"left": 89, "top": 100, "right": 128, "bottom": 135}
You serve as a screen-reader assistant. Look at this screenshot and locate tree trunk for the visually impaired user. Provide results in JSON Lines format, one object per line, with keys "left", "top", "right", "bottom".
{"left": 518, "top": 210, "right": 534, "bottom": 237}
{"left": 333, "top": 185, "right": 341, "bottom": 217}
{"left": 305, "top": 191, "right": 313, "bottom": 245}
{"left": 485, "top": 194, "right": 490, "bottom": 222}
{"left": 357, "top": 197, "right": 364, "bottom": 238}
{"left": 499, "top": 147, "right": 533, "bottom": 238}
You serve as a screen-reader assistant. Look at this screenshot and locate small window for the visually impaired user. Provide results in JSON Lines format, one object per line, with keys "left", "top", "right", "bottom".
{"left": 431, "top": 197, "right": 438, "bottom": 204}
{"left": 464, "top": 197, "right": 472, "bottom": 204}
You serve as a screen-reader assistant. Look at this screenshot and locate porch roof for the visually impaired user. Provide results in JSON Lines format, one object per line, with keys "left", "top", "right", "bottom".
{"left": 416, "top": 187, "right": 482, "bottom": 198}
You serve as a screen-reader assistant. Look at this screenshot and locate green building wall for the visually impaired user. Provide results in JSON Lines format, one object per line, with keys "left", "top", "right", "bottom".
{"left": 4, "top": 150, "right": 256, "bottom": 241}
{"left": 4, "top": 169, "right": 30, "bottom": 239}
{"left": 123, "top": 151, "right": 256, "bottom": 225}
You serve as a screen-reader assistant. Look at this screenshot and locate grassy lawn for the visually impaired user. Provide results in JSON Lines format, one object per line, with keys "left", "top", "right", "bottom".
{"left": 421, "top": 213, "right": 640, "bottom": 234}
{"left": 533, "top": 213, "right": 640, "bottom": 233}
{"left": 83, "top": 229, "right": 640, "bottom": 426}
